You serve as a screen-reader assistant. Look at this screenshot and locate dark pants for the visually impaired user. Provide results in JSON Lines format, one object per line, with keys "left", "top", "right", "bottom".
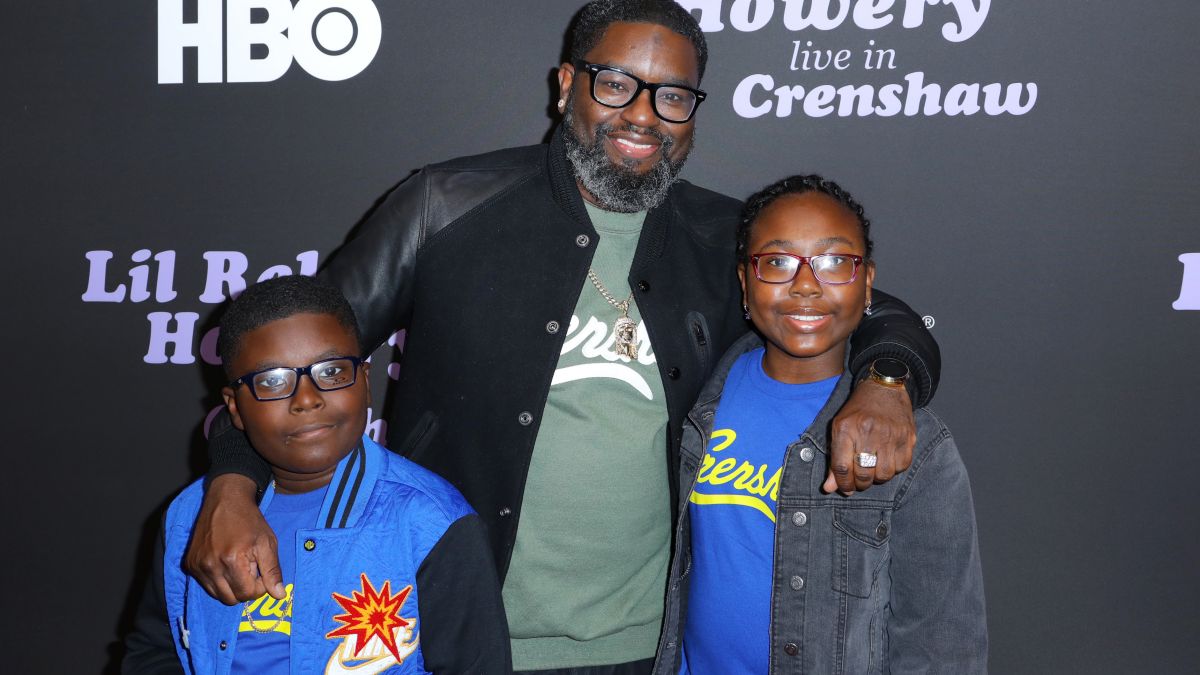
{"left": 517, "top": 657, "right": 655, "bottom": 675}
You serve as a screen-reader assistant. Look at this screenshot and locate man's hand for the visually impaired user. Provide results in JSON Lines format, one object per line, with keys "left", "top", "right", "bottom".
{"left": 184, "top": 473, "right": 285, "bottom": 605}
{"left": 823, "top": 378, "right": 917, "bottom": 495}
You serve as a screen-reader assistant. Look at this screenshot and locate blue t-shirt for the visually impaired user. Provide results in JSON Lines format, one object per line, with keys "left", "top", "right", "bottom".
{"left": 681, "top": 349, "right": 838, "bottom": 675}
{"left": 231, "top": 485, "right": 326, "bottom": 674}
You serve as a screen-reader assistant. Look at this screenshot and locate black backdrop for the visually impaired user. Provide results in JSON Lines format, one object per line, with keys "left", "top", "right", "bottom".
{"left": 4, "top": 1, "right": 1198, "bottom": 671}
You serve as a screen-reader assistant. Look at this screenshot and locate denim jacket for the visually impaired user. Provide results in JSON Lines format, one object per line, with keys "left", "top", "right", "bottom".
{"left": 653, "top": 333, "right": 987, "bottom": 674}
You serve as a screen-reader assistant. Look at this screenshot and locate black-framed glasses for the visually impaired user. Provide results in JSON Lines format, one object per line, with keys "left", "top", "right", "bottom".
{"left": 574, "top": 61, "right": 706, "bottom": 123}
{"left": 229, "top": 356, "right": 363, "bottom": 402}
{"left": 750, "top": 253, "right": 865, "bottom": 285}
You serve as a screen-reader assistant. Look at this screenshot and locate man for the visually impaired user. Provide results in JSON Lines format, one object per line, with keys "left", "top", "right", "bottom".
{"left": 188, "top": 2, "right": 939, "bottom": 673}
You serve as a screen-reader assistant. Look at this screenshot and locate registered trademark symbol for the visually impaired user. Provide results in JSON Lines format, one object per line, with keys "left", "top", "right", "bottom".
{"left": 923, "top": 315, "right": 936, "bottom": 329}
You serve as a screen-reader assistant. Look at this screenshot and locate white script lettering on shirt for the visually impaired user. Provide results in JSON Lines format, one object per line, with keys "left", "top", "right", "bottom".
{"left": 551, "top": 315, "right": 658, "bottom": 399}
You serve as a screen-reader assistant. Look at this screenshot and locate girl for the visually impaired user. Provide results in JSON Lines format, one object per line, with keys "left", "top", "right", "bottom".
{"left": 655, "top": 175, "right": 987, "bottom": 674}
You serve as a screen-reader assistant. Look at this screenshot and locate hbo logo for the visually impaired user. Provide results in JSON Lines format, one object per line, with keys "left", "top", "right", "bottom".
{"left": 158, "top": 0, "right": 381, "bottom": 83}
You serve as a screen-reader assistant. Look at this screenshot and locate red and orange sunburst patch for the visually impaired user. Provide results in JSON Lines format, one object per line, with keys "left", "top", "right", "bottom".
{"left": 325, "top": 573, "right": 413, "bottom": 662}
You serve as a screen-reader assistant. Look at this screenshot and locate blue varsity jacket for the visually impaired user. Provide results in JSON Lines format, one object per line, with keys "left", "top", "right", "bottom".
{"left": 162, "top": 435, "right": 481, "bottom": 674}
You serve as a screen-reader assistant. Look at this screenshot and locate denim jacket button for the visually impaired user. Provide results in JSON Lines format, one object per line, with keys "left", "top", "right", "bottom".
{"left": 545, "top": 320, "right": 560, "bottom": 334}
{"left": 784, "top": 642, "right": 799, "bottom": 656}
{"left": 790, "top": 575, "right": 805, "bottom": 591}
{"left": 792, "top": 511, "right": 808, "bottom": 527}
{"left": 876, "top": 522, "right": 889, "bottom": 539}
{"left": 518, "top": 411, "right": 533, "bottom": 426}
{"left": 575, "top": 234, "right": 590, "bottom": 247}
{"left": 799, "top": 447, "right": 815, "bottom": 462}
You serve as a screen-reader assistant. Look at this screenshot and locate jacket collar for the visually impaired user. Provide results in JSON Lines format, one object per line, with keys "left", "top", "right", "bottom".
{"left": 690, "top": 331, "right": 763, "bottom": 416}
{"left": 548, "top": 125, "right": 592, "bottom": 229}
{"left": 689, "top": 331, "right": 854, "bottom": 456}
{"left": 546, "top": 125, "right": 672, "bottom": 274}
{"left": 258, "top": 434, "right": 384, "bottom": 529}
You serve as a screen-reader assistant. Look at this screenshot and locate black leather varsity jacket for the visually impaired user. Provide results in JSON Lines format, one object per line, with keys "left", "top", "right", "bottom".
{"left": 210, "top": 127, "right": 941, "bottom": 581}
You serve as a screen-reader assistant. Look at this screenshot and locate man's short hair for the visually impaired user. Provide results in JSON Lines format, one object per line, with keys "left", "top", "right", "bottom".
{"left": 571, "top": 0, "right": 708, "bottom": 82}
{"left": 217, "top": 275, "right": 359, "bottom": 377}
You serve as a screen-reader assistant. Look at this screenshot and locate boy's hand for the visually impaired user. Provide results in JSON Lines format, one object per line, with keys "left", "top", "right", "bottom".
{"left": 823, "top": 379, "right": 916, "bottom": 495}
{"left": 185, "top": 474, "right": 286, "bottom": 605}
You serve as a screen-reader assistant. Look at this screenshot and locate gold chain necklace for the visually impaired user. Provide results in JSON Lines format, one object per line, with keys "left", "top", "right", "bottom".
{"left": 587, "top": 268, "right": 638, "bottom": 359}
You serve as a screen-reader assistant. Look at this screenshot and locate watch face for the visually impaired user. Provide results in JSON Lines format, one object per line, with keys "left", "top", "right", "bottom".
{"left": 873, "top": 358, "right": 908, "bottom": 380}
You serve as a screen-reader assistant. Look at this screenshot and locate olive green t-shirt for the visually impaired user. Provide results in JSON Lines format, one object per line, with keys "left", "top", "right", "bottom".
{"left": 502, "top": 203, "right": 671, "bottom": 669}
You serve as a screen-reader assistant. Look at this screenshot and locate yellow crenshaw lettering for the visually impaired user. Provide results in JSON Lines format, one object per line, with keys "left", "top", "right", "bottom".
{"left": 691, "top": 428, "right": 783, "bottom": 521}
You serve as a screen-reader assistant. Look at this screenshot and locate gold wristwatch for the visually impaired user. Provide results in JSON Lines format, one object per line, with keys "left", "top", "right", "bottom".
{"left": 868, "top": 358, "right": 909, "bottom": 388}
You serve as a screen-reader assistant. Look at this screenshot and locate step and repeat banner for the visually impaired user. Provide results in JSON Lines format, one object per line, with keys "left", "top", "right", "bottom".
{"left": 5, "top": 1, "right": 1197, "bottom": 671}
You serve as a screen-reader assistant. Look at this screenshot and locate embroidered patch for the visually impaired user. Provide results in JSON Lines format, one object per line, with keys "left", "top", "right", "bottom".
{"left": 324, "top": 573, "right": 418, "bottom": 673}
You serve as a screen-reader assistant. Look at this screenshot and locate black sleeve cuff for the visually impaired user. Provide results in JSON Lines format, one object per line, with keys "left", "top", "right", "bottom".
{"left": 206, "top": 407, "right": 272, "bottom": 493}
{"left": 848, "top": 288, "right": 941, "bottom": 408}
{"left": 415, "top": 514, "right": 511, "bottom": 674}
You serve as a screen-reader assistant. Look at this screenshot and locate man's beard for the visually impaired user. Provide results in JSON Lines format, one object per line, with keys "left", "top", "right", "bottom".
{"left": 562, "top": 97, "right": 693, "bottom": 214}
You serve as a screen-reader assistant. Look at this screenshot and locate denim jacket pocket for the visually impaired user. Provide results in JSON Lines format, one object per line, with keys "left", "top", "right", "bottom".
{"left": 832, "top": 507, "right": 892, "bottom": 598}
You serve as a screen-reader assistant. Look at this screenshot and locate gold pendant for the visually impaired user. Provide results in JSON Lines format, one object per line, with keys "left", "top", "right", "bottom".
{"left": 614, "top": 315, "right": 638, "bottom": 360}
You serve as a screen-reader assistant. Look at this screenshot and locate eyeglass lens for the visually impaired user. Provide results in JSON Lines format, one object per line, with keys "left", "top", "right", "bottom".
{"left": 250, "top": 358, "right": 358, "bottom": 400}
{"left": 591, "top": 68, "right": 697, "bottom": 122}
{"left": 756, "top": 254, "right": 858, "bottom": 284}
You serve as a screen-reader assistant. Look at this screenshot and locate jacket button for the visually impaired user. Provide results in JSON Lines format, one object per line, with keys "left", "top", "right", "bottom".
{"left": 303, "top": 539, "right": 316, "bottom": 551}
{"left": 668, "top": 367, "right": 681, "bottom": 380}
{"left": 799, "top": 447, "right": 815, "bottom": 462}
{"left": 575, "top": 234, "right": 590, "bottom": 247}
{"left": 790, "top": 575, "right": 805, "bottom": 591}
{"left": 545, "top": 320, "right": 560, "bottom": 334}
{"left": 784, "top": 642, "right": 799, "bottom": 656}
{"left": 518, "top": 411, "right": 533, "bottom": 425}
{"left": 637, "top": 280, "right": 650, "bottom": 292}
{"left": 499, "top": 507, "right": 512, "bottom": 517}
{"left": 877, "top": 522, "right": 889, "bottom": 539}
{"left": 792, "top": 511, "right": 808, "bottom": 527}
{"left": 219, "top": 640, "right": 228, "bottom": 651}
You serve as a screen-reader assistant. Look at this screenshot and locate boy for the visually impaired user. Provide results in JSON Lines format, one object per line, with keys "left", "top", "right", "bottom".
{"left": 124, "top": 275, "right": 510, "bottom": 674}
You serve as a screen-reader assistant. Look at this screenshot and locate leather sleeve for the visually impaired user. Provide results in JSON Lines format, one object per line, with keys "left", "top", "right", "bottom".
{"left": 848, "top": 288, "right": 941, "bottom": 407}
{"left": 415, "top": 515, "right": 512, "bottom": 674}
{"left": 121, "top": 524, "right": 185, "bottom": 675}
{"left": 207, "top": 172, "right": 431, "bottom": 486}
{"left": 320, "top": 171, "right": 429, "bottom": 357}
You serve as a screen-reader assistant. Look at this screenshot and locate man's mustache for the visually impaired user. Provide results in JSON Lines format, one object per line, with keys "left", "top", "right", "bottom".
{"left": 594, "top": 121, "right": 671, "bottom": 148}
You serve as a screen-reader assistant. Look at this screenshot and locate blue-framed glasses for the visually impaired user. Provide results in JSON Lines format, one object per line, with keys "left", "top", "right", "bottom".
{"left": 229, "top": 356, "right": 363, "bottom": 402}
